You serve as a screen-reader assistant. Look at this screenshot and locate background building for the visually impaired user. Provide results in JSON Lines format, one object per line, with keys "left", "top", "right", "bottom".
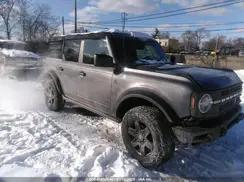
{"left": 155, "top": 38, "right": 180, "bottom": 53}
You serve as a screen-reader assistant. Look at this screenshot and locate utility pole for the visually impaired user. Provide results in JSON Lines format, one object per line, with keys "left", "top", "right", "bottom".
{"left": 121, "top": 12, "right": 128, "bottom": 32}
{"left": 215, "top": 35, "right": 220, "bottom": 68}
{"left": 74, "top": 0, "right": 77, "bottom": 33}
{"left": 62, "top": 16, "right": 65, "bottom": 35}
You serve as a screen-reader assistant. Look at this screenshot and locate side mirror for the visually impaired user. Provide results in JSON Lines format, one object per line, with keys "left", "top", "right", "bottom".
{"left": 94, "top": 54, "right": 114, "bottom": 67}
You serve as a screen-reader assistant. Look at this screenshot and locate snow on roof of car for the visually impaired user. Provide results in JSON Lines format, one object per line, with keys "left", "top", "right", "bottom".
{"left": 1, "top": 49, "right": 40, "bottom": 59}
{"left": 0, "top": 39, "right": 26, "bottom": 45}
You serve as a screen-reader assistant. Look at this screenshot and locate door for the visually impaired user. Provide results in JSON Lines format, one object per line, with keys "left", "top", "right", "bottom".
{"left": 58, "top": 39, "right": 82, "bottom": 100}
{"left": 77, "top": 38, "right": 114, "bottom": 114}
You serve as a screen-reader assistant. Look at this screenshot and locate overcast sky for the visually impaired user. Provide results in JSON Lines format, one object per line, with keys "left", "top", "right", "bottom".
{"left": 23, "top": 0, "right": 244, "bottom": 38}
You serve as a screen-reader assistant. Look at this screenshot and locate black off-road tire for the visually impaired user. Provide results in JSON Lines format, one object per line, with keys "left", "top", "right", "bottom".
{"left": 121, "top": 106, "right": 175, "bottom": 168}
{"left": 44, "top": 78, "right": 64, "bottom": 111}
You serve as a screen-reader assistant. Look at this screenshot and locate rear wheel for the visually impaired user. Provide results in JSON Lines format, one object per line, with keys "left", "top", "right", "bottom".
{"left": 121, "top": 106, "right": 175, "bottom": 168}
{"left": 44, "top": 78, "right": 64, "bottom": 111}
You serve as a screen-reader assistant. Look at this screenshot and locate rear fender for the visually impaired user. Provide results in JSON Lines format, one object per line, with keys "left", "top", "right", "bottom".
{"left": 44, "top": 70, "right": 63, "bottom": 94}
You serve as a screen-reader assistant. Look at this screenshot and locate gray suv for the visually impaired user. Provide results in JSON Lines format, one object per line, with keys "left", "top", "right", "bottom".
{"left": 43, "top": 31, "right": 242, "bottom": 168}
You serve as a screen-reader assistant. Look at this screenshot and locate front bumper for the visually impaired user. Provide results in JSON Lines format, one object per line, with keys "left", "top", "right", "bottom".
{"left": 4, "top": 66, "right": 42, "bottom": 77}
{"left": 172, "top": 106, "right": 243, "bottom": 144}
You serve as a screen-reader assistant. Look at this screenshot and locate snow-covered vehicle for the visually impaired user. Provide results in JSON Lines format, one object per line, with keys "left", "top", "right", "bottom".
{"left": 239, "top": 49, "right": 244, "bottom": 57}
{"left": 42, "top": 31, "right": 243, "bottom": 168}
{"left": 0, "top": 40, "right": 42, "bottom": 78}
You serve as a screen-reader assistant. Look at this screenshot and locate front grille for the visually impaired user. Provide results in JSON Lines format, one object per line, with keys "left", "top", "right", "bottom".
{"left": 221, "top": 85, "right": 242, "bottom": 97}
{"left": 215, "top": 85, "right": 242, "bottom": 112}
{"left": 219, "top": 97, "right": 240, "bottom": 111}
{"left": 212, "top": 84, "right": 242, "bottom": 114}
{"left": 199, "top": 106, "right": 240, "bottom": 128}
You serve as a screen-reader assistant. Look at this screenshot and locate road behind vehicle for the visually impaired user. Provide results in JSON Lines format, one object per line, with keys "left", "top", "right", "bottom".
{"left": 0, "top": 40, "right": 42, "bottom": 79}
{"left": 42, "top": 30, "right": 242, "bottom": 168}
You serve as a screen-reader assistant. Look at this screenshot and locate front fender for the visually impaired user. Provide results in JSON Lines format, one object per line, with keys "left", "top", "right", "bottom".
{"left": 115, "top": 88, "right": 180, "bottom": 123}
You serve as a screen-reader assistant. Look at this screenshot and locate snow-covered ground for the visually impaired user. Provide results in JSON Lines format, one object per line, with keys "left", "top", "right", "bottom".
{"left": 0, "top": 72, "right": 244, "bottom": 180}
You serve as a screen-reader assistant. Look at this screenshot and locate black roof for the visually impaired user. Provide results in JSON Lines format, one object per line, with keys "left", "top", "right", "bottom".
{"left": 49, "top": 31, "right": 152, "bottom": 42}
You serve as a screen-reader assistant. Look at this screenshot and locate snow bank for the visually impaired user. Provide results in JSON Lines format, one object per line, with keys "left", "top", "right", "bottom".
{"left": 0, "top": 71, "right": 244, "bottom": 179}
{"left": 0, "top": 39, "right": 26, "bottom": 45}
{"left": 0, "top": 78, "right": 46, "bottom": 112}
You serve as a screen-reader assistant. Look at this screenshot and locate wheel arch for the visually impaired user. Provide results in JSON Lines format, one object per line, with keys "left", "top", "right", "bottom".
{"left": 43, "top": 70, "right": 63, "bottom": 95}
{"left": 115, "top": 91, "right": 180, "bottom": 124}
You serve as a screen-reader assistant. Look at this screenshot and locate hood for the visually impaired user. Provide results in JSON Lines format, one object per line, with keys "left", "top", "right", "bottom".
{"left": 136, "top": 64, "right": 242, "bottom": 91}
{"left": 1, "top": 49, "right": 40, "bottom": 59}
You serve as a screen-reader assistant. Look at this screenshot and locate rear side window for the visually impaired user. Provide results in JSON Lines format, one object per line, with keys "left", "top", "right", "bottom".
{"left": 64, "top": 39, "right": 81, "bottom": 62}
{"left": 83, "top": 39, "right": 109, "bottom": 64}
{"left": 48, "top": 41, "right": 62, "bottom": 59}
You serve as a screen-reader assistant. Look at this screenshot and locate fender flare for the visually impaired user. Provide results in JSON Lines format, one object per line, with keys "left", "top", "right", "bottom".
{"left": 44, "top": 70, "right": 63, "bottom": 94}
{"left": 115, "top": 89, "right": 180, "bottom": 123}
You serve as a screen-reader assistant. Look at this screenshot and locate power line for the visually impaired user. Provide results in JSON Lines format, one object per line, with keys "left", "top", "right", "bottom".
{"left": 72, "top": 0, "right": 243, "bottom": 25}
{"left": 68, "top": 22, "right": 244, "bottom": 35}
{"left": 125, "top": 0, "right": 244, "bottom": 22}
{"left": 68, "top": 0, "right": 244, "bottom": 34}
{"left": 65, "top": 0, "right": 243, "bottom": 24}
{"left": 77, "top": 21, "right": 244, "bottom": 29}
{"left": 75, "top": 23, "right": 244, "bottom": 33}
{"left": 125, "top": 0, "right": 239, "bottom": 21}
{"left": 132, "top": 27, "right": 244, "bottom": 33}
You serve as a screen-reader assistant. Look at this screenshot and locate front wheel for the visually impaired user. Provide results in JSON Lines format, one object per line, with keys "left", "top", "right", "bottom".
{"left": 44, "top": 78, "right": 64, "bottom": 111}
{"left": 121, "top": 106, "right": 175, "bottom": 168}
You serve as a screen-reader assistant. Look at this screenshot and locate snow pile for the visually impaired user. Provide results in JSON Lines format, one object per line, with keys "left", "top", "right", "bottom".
{"left": 0, "top": 110, "right": 160, "bottom": 178}
{"left": 0, "top": 71, "right": 244, "bottom": 179}
{"left": 0, "top": 78, "right": 46, "bottom": 112}
{"left": 0, "top": 39, "right": 26, "bottom": 44}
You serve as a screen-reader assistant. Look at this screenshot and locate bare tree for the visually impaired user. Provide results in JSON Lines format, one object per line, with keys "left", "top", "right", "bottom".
{"left": 19, "top": 4, "right": 60, "bottom": 41}
{"left": 181, "top": 30, "right": 198, "bottom": 52}
{"left": 152, "top": 28, "right": 170, "bottom": 39}
{"left": 233, "top": 38, "right": 244, "bottom": 50}
{"left": 195, "top": 28, "right": 209, "bottom": 50}
{"left": 18, "top": 0, "right": 30, "bottom": 41}
{"left": 0, "top": 0, "right": 19, "bottom": 39}
{"left": 160, "top": 31, "right": 170, "bottom": 39}
{"left": 203, "top": 35, "right": 226, "bottom": 51}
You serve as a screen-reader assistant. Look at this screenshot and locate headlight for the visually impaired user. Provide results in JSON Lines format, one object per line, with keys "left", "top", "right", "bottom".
{"left": 198, "top": 94, "right": 213, "bottom": 113}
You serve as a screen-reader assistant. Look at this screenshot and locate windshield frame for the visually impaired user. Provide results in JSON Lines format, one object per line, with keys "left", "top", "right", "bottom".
{"left": 109, "top": 35, "right": 171, "bottom": 67}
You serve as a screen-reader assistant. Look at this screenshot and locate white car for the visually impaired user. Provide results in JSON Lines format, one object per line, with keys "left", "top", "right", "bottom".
{"left": 239, "top": 49, "right": 244, "bottom": 57}
{"left": 0, "top": 40, "right": 42, "bottom": 78}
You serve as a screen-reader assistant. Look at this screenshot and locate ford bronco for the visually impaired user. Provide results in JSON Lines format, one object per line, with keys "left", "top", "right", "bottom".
{"left": 43, "top": 31, "right": 242, "bottom": 168}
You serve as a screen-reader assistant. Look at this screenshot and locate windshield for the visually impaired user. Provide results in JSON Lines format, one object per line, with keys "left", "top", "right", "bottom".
{"left": 0, "top": 42, "right": 26, "bottom": 50}
{"left": 110, "top": 36, "right": 171, "bottom": 66}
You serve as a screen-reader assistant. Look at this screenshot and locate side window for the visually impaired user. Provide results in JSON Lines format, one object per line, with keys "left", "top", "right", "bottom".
{"left": 83, "top": 39, "right": 110, "bottom": 64}
{"left": 137, "top": 45, "right": 160, "bottom": 60}
{"left": 64, "top": 39, "right": 81, "bottom": 62}
{"left": 48, "top": 41, "right": 63, "bottom": 59}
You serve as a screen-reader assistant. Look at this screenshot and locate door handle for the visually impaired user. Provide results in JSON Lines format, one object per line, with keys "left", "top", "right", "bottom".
{"left": 79, "top": 71, "right": 86, "bottom": 78}
{"left": 57, "top": 66, "right": 64, "bottom": 71}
